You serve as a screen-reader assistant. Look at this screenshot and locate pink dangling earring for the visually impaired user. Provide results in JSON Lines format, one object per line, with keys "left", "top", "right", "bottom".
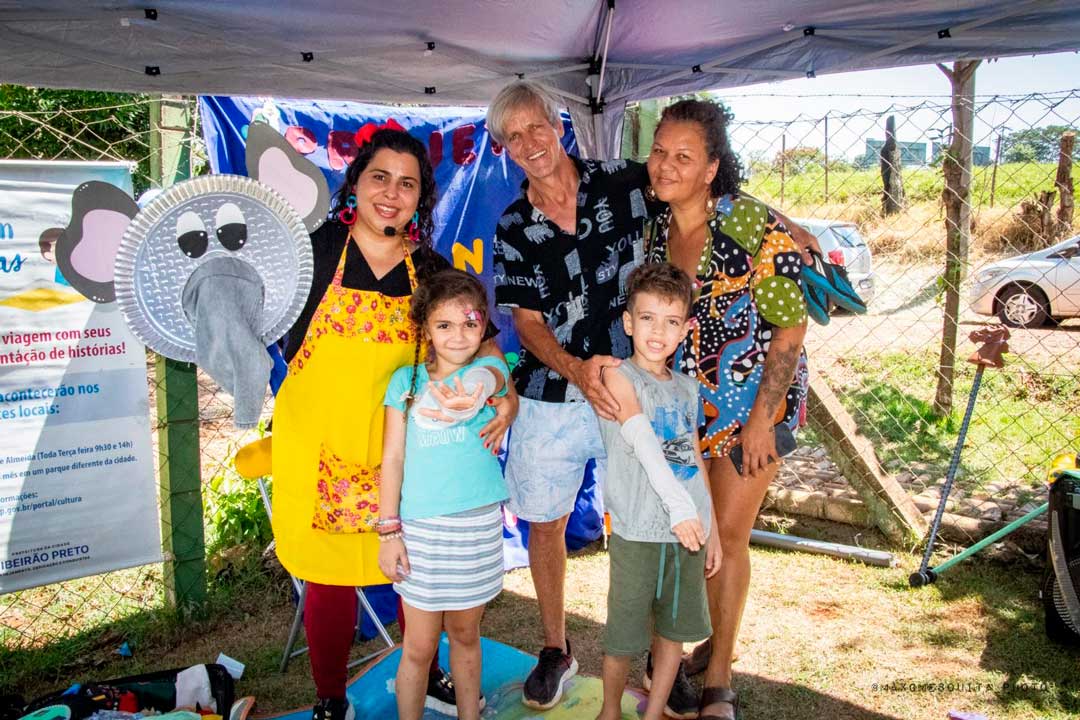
{"left": 339, "top": 194, "right": 357, "bottom": 225}
{"left": 407, "top": 211, "right": 420, "bottom": 243}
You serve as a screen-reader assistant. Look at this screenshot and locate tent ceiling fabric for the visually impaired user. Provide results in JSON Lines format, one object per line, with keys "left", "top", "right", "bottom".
{"left": 2, "top": 1, "right": 1079, "bottom": 106}
{"left": 3, "top": 0, "right": 1080, "bottom": 158}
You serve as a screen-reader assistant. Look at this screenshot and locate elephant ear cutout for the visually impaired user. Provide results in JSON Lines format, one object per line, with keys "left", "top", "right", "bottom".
{"left": 246, "top": 121, "right": 330, "bottom": 234}
{"left": 56, "top": 181, "right": 138, "bottom": 304}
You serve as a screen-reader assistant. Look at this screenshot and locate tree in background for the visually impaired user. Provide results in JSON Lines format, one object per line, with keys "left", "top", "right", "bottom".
{"left": 1002, "top": 125, "right": 1079, "bottom": 164}
{"left": 772, "top": 145, "right": 825, "bottom": 175}
{"left": 0, "top": 85, "right": 152, "bottom": 191}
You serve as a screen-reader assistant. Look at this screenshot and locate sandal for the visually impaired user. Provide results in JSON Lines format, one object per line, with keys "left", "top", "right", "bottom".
{"left": 699, "top": 686, "right": 739, "bottom": 720}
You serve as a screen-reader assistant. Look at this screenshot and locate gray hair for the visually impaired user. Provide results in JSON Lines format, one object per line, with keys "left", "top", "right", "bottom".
{"left": 486, "top": 80, "right": 562, "bottom": 145}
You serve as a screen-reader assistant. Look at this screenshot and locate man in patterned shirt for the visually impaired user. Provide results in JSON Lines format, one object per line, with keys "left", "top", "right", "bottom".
{"left": 486, "top": 81, "right": 819, "bottom": 714}
{"left": 486, "top": 80, "right": 663, "bottom": 711}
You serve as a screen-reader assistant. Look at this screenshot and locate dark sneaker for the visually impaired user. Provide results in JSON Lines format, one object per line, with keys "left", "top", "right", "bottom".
{"left": 643, "top": 654, "right": 700, "bottom": 719}
{"left": 424, "top": 666, "right": 486, "bottom": 717}
{"left": 522, "top": 640, "right": 579, "bottom": 710}
{"left": 311, "top": 697, "right": 354, "bottom": 720}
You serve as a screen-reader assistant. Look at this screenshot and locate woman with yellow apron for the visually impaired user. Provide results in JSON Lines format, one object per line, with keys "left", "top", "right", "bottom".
{"left": 271, "top": 127, "right": 513, "bottom": 720}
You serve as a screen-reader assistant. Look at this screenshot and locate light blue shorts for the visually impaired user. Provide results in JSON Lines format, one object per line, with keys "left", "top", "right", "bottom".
{"left": 504, "top": 397, "right": 606, "bottom": 523}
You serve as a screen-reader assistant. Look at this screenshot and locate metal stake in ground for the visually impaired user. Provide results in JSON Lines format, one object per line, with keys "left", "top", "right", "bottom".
{"left": 910, "top": 326, "right": 1010, "bottom": 587}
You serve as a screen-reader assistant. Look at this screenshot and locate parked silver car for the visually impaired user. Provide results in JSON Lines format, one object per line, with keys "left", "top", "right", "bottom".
{"left": 969, "top": 234, "right": 1080, "bottom": 328}
{"left": 793, "top": 218, "right": 875, "bottom": 305}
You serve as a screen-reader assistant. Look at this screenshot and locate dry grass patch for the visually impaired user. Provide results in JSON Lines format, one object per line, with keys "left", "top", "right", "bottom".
{"left": 3, "top": 517, "right": 1078, "bottom": 720}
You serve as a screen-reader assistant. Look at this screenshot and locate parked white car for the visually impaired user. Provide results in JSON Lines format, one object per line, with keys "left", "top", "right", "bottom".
{"left": 792, "top": 218, "right": 875, "bottom": 305}
{"left": 969, "top": 235, "right": 1080, "bottom": 328}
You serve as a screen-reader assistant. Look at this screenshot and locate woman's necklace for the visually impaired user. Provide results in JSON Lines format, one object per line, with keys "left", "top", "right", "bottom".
{"left": 666, "top": 213, "right": 713, "bottom": 304}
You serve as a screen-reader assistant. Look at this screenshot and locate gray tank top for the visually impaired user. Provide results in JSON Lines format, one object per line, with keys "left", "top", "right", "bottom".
{"left": 598, "top": 360, "right": 713, "bottom": 543}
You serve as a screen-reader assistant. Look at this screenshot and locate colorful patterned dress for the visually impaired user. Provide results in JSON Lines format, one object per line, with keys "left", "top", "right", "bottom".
{"left": 645, "top": 194, "right": 808, "bottom": 459}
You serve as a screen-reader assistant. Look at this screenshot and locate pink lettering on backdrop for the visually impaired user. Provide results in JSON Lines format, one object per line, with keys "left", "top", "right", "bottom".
{"left": 327, "top": 130, "right": 359, "bottom": 171}
{"left": 429, "top": 131, "right": 443, "bottom": 168}
{"left": 285, "top": 126, "right": 318, "bottom": 155}
{"left": 452, "top": 125, "right": 476, "bottom": 165}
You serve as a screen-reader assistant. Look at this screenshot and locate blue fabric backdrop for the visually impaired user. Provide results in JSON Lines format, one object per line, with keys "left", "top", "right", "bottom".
{"left": 199, "top": 96, "right": 603, "bottom": 635}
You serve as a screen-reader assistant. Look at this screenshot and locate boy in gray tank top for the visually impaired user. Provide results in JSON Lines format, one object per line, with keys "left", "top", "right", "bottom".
{"left": 596, "top": 263, "right": 720, "bottom": 720}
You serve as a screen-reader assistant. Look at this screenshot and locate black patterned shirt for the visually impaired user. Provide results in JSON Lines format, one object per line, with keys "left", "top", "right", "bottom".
{"left": 493, "top": 157, "right": 656, "bottom": 403}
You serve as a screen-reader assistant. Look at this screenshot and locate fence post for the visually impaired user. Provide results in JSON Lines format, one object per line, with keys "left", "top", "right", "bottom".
{"left": 1055, "top": 131, "right": 1075, "bottom": 238}
{"left": 150, "top": 96, "right": 206, "bottom": 614}
{"left": 989, "top": 133, "right": 1002, "bottom": 207}
{"left": 780, "top": 132, "right": 786, "bottom": 207}
{"left": 823, "top": 114, "right": 829, "bottom": 204}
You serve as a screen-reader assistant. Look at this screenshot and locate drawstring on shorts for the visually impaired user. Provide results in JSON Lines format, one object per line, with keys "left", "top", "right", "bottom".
{"left": 656, "top": 542, "right": 681, "bottom": 621}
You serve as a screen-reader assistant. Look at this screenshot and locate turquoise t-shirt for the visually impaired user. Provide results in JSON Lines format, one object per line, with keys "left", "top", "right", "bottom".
{"left": 384, "top": 355, "right": 510, "bottom": 520}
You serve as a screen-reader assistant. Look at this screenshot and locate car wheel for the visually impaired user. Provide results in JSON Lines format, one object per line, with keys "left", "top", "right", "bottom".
{"left": 996, "top": 284, "right": 1049, "bottom": 328}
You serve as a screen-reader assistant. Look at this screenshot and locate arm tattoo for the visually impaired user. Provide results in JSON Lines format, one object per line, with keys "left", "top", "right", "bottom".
{"left": 757, "top": 341, "right": 801, "bottom": 419}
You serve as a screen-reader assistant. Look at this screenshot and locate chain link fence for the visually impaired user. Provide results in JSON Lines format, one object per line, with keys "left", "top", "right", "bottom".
{"left": 0, "top": 93, "right": 275, "bottom": 661}
{"left": 2, "top": 86, "right": 1079, "bottom": 660}
{"left": 706, "top": 89, "right": 1080, "bottom": 544}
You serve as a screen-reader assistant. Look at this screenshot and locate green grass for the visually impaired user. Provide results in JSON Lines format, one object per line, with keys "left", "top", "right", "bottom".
{"left": 4, "top": 520, "right": 1079, "bottom": 720}
{"left": 820, "top": 349, "right": 1080, "bottom": 492}
{"left": 744, "top": 161, "right": 1073, "bottom": 210}
{"left": 1, "top": 551, "right": 289, "bottom": 700}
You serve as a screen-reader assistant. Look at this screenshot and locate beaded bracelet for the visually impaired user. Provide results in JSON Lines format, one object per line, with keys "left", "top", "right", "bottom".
{"left": 378, "top": 530, "right": 404, "bottom": 543}
{"left": 377, "top": 522, "right": 402, "bottom": 535}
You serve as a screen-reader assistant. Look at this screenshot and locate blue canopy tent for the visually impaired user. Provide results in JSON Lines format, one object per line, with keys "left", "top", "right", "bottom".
{"left": 3, "top": 0, "right": 1079, "bottom": 677}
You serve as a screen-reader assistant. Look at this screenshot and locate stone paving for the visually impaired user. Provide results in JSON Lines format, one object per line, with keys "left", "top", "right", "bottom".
{"left": 769, "top": 444, "right": 1050, "bottom": 553}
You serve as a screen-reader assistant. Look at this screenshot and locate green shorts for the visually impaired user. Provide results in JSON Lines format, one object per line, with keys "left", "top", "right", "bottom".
{"left": 603, "top": 533, "right": 712, "bottom": 656}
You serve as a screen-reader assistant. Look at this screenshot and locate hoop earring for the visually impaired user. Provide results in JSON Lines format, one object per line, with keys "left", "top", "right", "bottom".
{"left": 407, "top": 211, "right": 420, "bottom": 243}
{"left": 645, "top": 185, "right": 657, "bottom": 201}
{"left": 338, "top": 194, "right": 357, "bottom": 225}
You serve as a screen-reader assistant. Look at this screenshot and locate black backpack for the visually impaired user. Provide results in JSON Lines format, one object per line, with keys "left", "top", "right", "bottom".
{"left": 1041, "top": 469, "right": 1080, "bottom": 645}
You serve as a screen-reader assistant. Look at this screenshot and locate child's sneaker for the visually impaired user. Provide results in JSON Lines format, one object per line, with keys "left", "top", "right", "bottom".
{"left": 522, "top": 640, "right": 578, "bottom": 710}
{"left": 643, "top": 654, "right": 699, "bottom": 719}
{"left": 310, "top": 697, "right": 353, "bottom": 720}
{"left": 425, "top": 666, "right": 486, "bottom": 717}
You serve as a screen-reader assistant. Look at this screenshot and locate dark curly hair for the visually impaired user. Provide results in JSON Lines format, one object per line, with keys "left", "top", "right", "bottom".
{"left": 659, "top": 98, "right": 742, "bottom": 198}
{"left": 403, "top": 269, "right": 491, "bottom": 413}
{"left": 331, "top": 128, "right": 437, "bottom": 250}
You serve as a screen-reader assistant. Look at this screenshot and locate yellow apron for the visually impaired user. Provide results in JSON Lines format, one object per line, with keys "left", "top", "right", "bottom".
{"left": 272, "top": 238, "right": 418, "bottom": 586}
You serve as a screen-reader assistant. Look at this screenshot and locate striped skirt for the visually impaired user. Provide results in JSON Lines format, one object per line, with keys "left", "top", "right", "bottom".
{"left": 394, "top": 503, "right": 504, "bottom": 612}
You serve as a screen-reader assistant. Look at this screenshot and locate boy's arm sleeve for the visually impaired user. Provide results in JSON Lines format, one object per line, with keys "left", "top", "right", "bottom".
{"left": 620, "top": 414, "right": 699, "bottom": 528}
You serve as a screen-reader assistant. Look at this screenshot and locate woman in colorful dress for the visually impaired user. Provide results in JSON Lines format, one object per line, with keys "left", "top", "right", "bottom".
{"left": 272, "top": 126, "right": 515, "bottom": 720}
{"left": 644, "top": 99, "right": 808, "bottom": 720}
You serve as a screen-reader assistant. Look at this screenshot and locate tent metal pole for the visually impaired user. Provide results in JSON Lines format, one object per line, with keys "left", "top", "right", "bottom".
{"left": 532, "top": 81, "right": 591, "bottom": 108}
{"left": 750, "top": 529, "right": 896, "bottom": 568}
{"left": 522, "top": 63, "right": 592, "bottom": 81}
{"left": 594, "top": 0, "right": 615, "bottom": 107}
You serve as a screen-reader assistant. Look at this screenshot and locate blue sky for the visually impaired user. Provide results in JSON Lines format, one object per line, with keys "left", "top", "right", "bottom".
{"left": 710, "top": 51, "right": 1080, "bottom": 162}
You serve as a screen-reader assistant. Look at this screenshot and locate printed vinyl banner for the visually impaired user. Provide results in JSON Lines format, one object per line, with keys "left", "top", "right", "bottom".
{"left": 198, "top": 97, "right": 603, "bottom": 573}
{"left": 0, "top": 160, "right": 160, "bottom": 594}
{"left": 198, "top": 95, "right": 578, "bottom": 350}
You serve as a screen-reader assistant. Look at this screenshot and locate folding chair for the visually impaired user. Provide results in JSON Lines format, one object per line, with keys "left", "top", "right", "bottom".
{"left": 236, "top": 437, "right": 395, "bottom": 673}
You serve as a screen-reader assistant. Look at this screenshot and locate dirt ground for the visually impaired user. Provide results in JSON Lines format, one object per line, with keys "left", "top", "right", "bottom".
{"left": 7, "top": 515, "right": 1077, "bottom": 720}
{"left": 803, "top": 259, "right": 1080, "bottom": 372}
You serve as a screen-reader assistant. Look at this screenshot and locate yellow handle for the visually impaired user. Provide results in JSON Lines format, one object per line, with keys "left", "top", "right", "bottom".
{"left": 235, "top": 436, "right": 273, "bottom": 479}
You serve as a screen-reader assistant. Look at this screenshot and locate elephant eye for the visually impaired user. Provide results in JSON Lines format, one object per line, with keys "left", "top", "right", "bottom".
{"left": 215, "top": 202, "right": 247, "bottom": 251}
{"left": 177, "top": 210, "right": 208, "bottom": 258}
